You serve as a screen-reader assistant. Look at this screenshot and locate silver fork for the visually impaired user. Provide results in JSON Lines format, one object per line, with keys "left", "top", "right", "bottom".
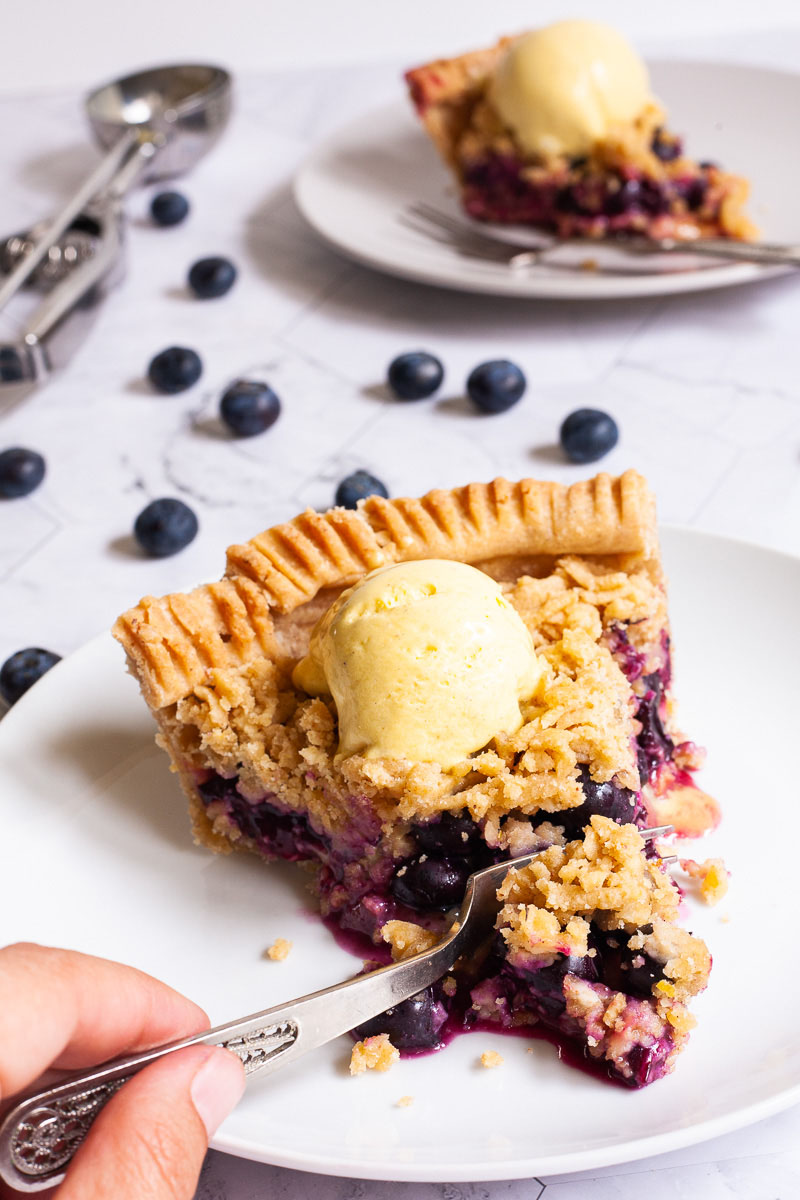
{"left": 399, "top": 201, "right": 800, "bottom": 269}
{"left": 0, "top": 825, "right": 672, "bottom": 1193}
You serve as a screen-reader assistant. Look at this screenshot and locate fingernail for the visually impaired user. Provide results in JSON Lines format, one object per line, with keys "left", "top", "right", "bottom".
{"left": 190, "top": 1047, "right": 246, "bottom": 1139}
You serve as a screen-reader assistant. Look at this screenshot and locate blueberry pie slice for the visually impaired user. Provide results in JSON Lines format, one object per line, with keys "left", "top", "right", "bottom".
{"left": 114, "top": 469, "right": 717, "bottom": 1086}
{"left": 406, "top": 20, "right": 755, "bottom": 241}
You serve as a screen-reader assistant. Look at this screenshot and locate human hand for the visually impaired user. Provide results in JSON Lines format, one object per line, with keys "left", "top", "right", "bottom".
{"left": 0, "top": 943, "right": 245, "bottom": 1198}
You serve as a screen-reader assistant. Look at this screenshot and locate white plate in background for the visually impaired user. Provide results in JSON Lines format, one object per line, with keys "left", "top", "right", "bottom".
{"left": 295, "top": 61, "right": 799, "bottom": 300}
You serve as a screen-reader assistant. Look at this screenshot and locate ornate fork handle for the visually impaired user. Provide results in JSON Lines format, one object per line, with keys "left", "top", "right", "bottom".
{"left": 0, "top": 1020, "right": 298, "bottom": 1193}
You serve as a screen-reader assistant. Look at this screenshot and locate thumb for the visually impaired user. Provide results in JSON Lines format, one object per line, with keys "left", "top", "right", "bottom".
{"left": 57, "top": 1045, "right": 245, "bottom": 1200}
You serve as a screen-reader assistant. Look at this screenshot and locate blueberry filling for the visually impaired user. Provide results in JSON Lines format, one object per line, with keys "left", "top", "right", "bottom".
{"left": 413, "top": 811, "right": 482, "bottom": 856}
{"left": 558, "top": 767, "right": 642, "bottom": 837}
{"left": 353, "top": 986, "right": 448, "bottom": 1051}
{"left": 198, "top": 775, "right": 329, "bottom": 861}
{"left": 391, "top": 856, "right": 472, "bottom": 911}
{"left": 592, "top": 927, "right": 666, "bottom": 998}
{"left": 636, "top": 673, "right": 675, "bottom": 784}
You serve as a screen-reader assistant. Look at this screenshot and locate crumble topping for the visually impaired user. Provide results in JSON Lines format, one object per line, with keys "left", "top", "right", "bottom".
{"left": 397, "top": 1095, "right": 414, "bottom": 1107}
{"left": 165, "top": 555, "right": 667, "bottom": 839}
{"left": 679, "top": 856, "right": 730, "bottom": 905}
{"left": 349, "top": 1033, "right": 399, "bottom": 1075}
{"left": 266, "top": 937, "right": 292, "bottom": 961}
{"left": 497, "top": 816, "right": 678, "bottom": 931}
{"left": 381, "top": 920, "right": 440, "bottom": 961}
{"left": 480, "top": 1050, "right": 504, "bottom": 1069}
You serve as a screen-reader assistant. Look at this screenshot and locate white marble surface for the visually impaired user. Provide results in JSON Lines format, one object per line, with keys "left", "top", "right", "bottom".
{"left": 1, "top": 30, "right": 800, "bottom": 1200}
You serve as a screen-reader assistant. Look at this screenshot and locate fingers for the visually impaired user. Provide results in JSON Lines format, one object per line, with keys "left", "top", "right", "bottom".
{"left": 57, "top": 1044, "right": 245, "bottom": 1200}
{"left": 0, "top": 943, "right": 208, "bottom": 1100}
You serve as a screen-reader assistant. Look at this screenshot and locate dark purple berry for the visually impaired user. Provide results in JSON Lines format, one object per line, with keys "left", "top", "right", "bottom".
{"left": 134, "top": 497, "right": 198, "bottom": 557}
{"left": 0, "top": 647, "right": 61, "bottom": 705}
{"left": 636, "top": 673, "right": 674, "bottom": 784}
{"left": 651, "top": 129, "right": 682, "bottom": 163}
{"left": 594, "top": 928, "right": 666, "bottom": 998}
{"left": 387, "top": 351, "right": 444, "bottom": 400}
{"left": 147, "top": 346, "right": 202, "bottom": 394}
{"left": 150, "top": 191, "right": 190, "bottom": 227}
{"left": 220, "top": 379, "right": 281, "bottom": 437}
{"left": 413, "top": 811, "right": 481, "bottom": 856}
{"left": 335, "top": 470, "right": 388, "bottom": 510}
{"left": 558, "top": 767, "right": 641, "bottom": 837}
{"left": 0, "top": 447, "right": 45, "bottom": 499}
{"left": 391, "top": 856, "right": 470, "bottom": 911}
{"left": 0, "top": 347, "right": 24, "bottom": 383}
{"left": 466, "top": 360, "right": 526, "bottom": 414}
{"left": 560, "top": 408, "right": 618, "bottom": 464}
{"left": 187, "top": 256, "right": 237, "bottom": 299}
{"left": 352, "top": 987, "right": 447, "bottom": 1050}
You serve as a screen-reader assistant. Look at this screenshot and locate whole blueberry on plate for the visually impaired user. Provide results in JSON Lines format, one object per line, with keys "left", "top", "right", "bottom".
{"left": 220, "top": 379, "right": 281, "bottom": 437}
{"left": 187, "top": 256, "right": 237, "bottom": 299}
{"left": 466, "top": 360, "right": 526, "bottom": 413}
{"left": 147, "top": 346, "right": 203, "bottom": 394}
{"left": 134, "top": 498, "right": 198, "bottom": 557}
{"left": 335, "top": 470, "right": 389, "bottom": 509}
{"left": 0, "top": 447, "right": 45, "bottom": 498}
{"left": 387, "top": 351, "right": 444, "bottom": 400}
{"left": 150, "top": 191, "right": 190, "bottom": 227}
{"left": 560, "top": 408, "right": 619, "bottom": 464}
{"left": 0, "top": 647, "right": 61, "bottom": 705}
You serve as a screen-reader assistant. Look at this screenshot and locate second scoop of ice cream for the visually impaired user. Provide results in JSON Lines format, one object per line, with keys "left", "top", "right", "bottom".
{"left": 292, "top": 559, "right": 542, "bottom": 768}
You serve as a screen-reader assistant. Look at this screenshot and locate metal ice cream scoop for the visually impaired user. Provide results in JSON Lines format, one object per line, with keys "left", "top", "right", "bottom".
{"left": 0, "top": 63, "right": 232, "bottom": 389}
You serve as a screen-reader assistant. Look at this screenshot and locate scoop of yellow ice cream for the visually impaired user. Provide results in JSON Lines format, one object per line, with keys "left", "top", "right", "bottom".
{"left": 292, "top": 559, "right": 541, "bottom": 768}
{"left": 489, "top": 20, "right": 653, "bottom": 158}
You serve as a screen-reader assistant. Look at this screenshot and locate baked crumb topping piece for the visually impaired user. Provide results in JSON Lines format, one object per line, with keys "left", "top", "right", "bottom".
{"left": 266, "top": 937, "right": 292, "bottom": 961}
{"left": 349, "top": 1033, "right": 399, "bottom": 1075}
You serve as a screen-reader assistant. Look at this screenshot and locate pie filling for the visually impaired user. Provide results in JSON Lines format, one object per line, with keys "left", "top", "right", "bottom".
{"left": 113, "top": 472, "right": 717, "bottom": 1088}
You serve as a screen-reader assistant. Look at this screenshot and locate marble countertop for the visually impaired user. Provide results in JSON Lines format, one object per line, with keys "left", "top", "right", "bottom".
{"left": 2, "top": 29, "right": 799, "bottom": 1200}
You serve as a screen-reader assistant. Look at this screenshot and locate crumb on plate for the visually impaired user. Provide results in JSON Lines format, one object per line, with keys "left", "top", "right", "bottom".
{"left": 350, "top": 1033, "right": 399, "bottom": 1076}
{"left": 397, "top": 1095, "right": 414, "bottom": 1108}
{"left": 679, "top": 857, "right": 730, "bottom": 905}
{"left": 480, "top": 1050, "right": 504, "bottom": 1069}
{"left": 266, "top": 937, "right": 292, "bottom": 961}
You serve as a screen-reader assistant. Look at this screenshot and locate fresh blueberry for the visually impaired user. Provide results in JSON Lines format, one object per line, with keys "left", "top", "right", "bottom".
{"left": 391, "top": 856, "right": 470, "bottom": 911}
{"left": 559, "top": 408, "right": 619, "bottom": 464}
{"left": 334, "top": 470, "right": 389, "bottom": 509}
{"left": 220, "top": 379, "right": 281, "bottom": 437}
{"left": 0, "top": 647, "right": 61, "bottom": 705}
{"left": 134, "top": 498, "right": 198, "bottom": 557}
{"left": 150, "top": 191, "right": 190, "bottom": 227}
{"left": 387, "top": 351, "right": 444, "bottom": 400}
{"left": 353, "top": 987, "right": 447, "bottom": 1050}
{"left": 413, "top": 811, "right": 481, "bottom": 857}
{"left": 0, "top": 347, "right": 24, "bottom": 383}
{"left": 0, "top": 447, "right": 45, "bottom": 498}
{"left": 466, "top": 360, "right": 526, "bottom": 414}
{"left": 187, "top": 256, "right": 237, "bottom": 299}
{"left": 147, "top": 346, "right": 202, "bottom": 394}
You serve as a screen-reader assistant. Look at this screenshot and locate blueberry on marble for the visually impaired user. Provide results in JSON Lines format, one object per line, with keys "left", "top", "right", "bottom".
{"left": 387, "top": 351, "right": 444, "bottom": 400}
{"left": 334, "top": 470, "right": 388, "bottom": 509}
{"left": 147, "top": 346, "right": 202, "bottom": 394}
{"left": 220, "top": 379, "right": 281, "bottom": 437}
{"left": 391, "top": 856, "right": 470, "bottom": 911}
{"left": 0, "top": 647, "right": 61, "bottom": 705}
{"left": 353, "top": 987, "right": 446, "bottom": 1050}
{"left": 0, "top": 347, "right": 24, "bottom": 383}
{"left": 187, "top": 256, "right": 237, "bottom": 299}
{"left": 134, "top": 498, "right": 198, "bottom": 557}
{"left": 150, "top": 191, "right": 190, "bottom": 227}
{"left": 466, "top": 360, "right": 526, "bottom": 413}
{"left": 0, "top": 447, "right": 45, "bottom": 498}
{"left": 559, "top": 408, "right": 619, "bottom": 464}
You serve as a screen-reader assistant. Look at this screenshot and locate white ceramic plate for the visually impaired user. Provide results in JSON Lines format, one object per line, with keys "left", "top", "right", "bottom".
{"left": 295, "top": 60, "right": 800, "bottom": 300}
{"left": 2, "top": 528, "right": 800, "bottom": 1182}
